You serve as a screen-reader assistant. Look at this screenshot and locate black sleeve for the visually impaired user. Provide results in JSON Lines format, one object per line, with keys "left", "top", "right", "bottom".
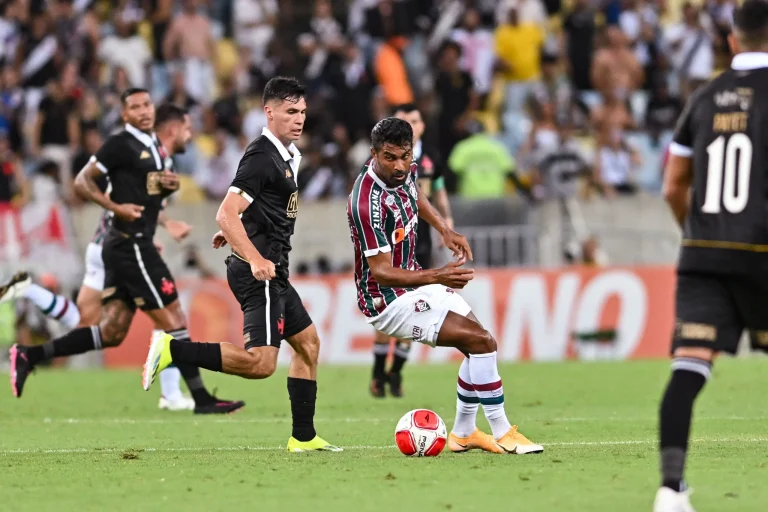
{"left": 670, "top": 89, "right": 704, "bottom": 156}
{"left": 229, "top": 150, "right": 274, "bottom": 203}
{"left": 91, "top": 135, "right": 128, "bottom": 175}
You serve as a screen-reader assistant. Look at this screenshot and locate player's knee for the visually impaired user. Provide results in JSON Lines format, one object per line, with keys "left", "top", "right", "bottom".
{"left": 467, "top": 329, "right": 496, "bottom": 354}
{"left": 245, "top": 356, "right": 277, "bottom": 379}
{"left": 99, "top": 323, "right": 128, "bottom": 347}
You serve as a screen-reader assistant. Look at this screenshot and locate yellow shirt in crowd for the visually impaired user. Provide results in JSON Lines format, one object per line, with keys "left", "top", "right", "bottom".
{"left": 494, "top": 23, "right": 545, "bottom": 81}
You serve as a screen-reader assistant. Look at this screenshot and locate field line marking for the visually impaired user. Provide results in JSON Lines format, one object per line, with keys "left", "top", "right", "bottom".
{"left": 4, "top": 437, "right": 768, "bottom": 455}
{"left": 0, "top": 415, "right": 762, "bottom": 426}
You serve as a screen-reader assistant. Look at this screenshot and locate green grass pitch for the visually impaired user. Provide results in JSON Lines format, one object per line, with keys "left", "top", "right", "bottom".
{"left": 2, "top": 358, "right": 768, "bottom": 511}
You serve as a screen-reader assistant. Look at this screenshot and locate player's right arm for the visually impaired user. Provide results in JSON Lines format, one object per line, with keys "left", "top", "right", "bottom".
{"left": 74, "top": 137, "right": 143, "bottom": 221}
{"left": 663, "top": 88, "right": 697, "bottom": 228}
{"left": 216, "top": 150, "right": 275, "bottom": 281}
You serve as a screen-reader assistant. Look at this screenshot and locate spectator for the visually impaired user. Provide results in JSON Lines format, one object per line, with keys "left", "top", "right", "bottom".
{"left": 0, "top": 65, "right": 24, "bottom": 154}
{"left": 619, "top": 0, "right": 661, "bottom": 89}
{"left": 329, "top": 39, "right": 375, "bottom": 140}
{"left": 71, "top": 127, "right": 103, "bottom": 181}
{"left": 663, "top": 2, "right": 715, "bottom": 100}
{"left": 451, "top": 7, "right": 495, "bottom": 96}
{"left": 448, "top": 122, "right": 516, "bottom": 199}
{"left": 165, "top": 70, "right": 199, "bottom": 112}
{"left": 0, "top": 130, "right": 28, "bottom": 261}
{"left": 17, "top": 13, "right": 58, "bottom": 120}
{"left": 311, "top": 0, "right": 344, "bottom": 47}
{"left": 435, "top": 41, "right": 477, "bottom": 160}
{"left": 645, "top": 80, "right": 682, "bottom": 146}
{"left": 33, "top": 76, "right": 79, "bottom": 199}
{"left": 529, "top": 50, "right": 573, "bottom": 124}
{"left": 241, "top": 95, "right": 267, "bottom": 142}
{"left": 148, "top": 0, "right": 174, "bottom": 98}
{"left": 594, "top": 131, "right": 641, "bottom": 197}
{"left": 194, "top": 130, "right": 241, "bottom": 200}
{"left": 233, "top": 0, "right": 279, "bottom": 67}
{"left": 529, "top": 122, "right": 590, "bottom": 200}
{"left": 495, "top": 0, "right": 548, "bottom": 28}
{"left": 98, "top": 15, "right": 152, "bottom": 88}
{"left": 520, "top": 100, "right": 560, "bottom": 166}
{"left": 562, "top": 0, "right": 597, "bottom": 92}
{"left": 495, "top": 7, "right": 545, "bottom": 114}
{"left": 591, "top": 26, "right": 644, "bottom": 96}
{"left": 163, "top": 0, "right": 217, "bottom": 104}
{"left": 212, "top": 77, "right": 242, "bottom": 137}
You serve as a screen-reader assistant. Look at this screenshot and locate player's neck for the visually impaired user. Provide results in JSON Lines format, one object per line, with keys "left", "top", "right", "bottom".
{"left": 265, "top": 124, "right": 294, "bottom": 150}
{"left": 156, "top": 133, "right": 173, "bottom": 156}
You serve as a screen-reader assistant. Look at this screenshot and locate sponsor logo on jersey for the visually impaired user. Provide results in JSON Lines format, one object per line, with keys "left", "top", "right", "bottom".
{"left": 414, "top": 299, "right": 431, "bottom": 313}
{"left": 390, "top": 210, "right": 419, "bottom": 244}
{"left": 140, "top": 150, "right": 151, "bottom": 159}
{"left": 412, "top": 326, "right": 423, "bottom": 340}
{"left": 714, "top": 88, "right": 753, "bottom": 110}
{"left": 287, "top": 191, "right": 298, "bottom": 218}
{"left": 371, "top": 189, "right": 381, "bottom": 229}
{"left": 676, "top": 321, "right": 716, "bottom": 342}
{"left": 146, "top": 171, "right": 162, "bottom": 195}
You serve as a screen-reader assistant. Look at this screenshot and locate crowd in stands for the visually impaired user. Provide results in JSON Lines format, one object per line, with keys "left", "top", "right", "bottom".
{"left": 0, "top": 0, "right": 737, "bottom": 212}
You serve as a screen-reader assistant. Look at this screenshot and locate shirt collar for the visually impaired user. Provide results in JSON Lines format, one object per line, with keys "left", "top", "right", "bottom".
{"left": 125, "top": 123, "right": 156, "bottom": 147}
{"left": 366, "top": 160, "right": 399, "bottom": 191}
{"left": 262, "top": 127, "right": 300, "bottom": 162}
{"left": 731, "top": 52, "right": 768, "bottom": 71}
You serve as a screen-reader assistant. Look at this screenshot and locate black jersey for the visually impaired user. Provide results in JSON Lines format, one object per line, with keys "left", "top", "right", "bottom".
{"left": 229, "top": 128, "right": 301, "bottom": 281}
{"left": 90, "top": 124, "right": 172, "bottom": 238}
{"left": 672, "top": 52, "right": 768, "bottom": 275}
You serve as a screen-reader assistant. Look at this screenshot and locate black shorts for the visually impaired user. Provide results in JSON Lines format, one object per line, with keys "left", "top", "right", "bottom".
{"left": 101, "top": 233, "right": 178, "bottom": 311}
{"left": 672, "top": 272, "right": 768, "bottom": 355}
{"left": 226, "top": 256, "right": 313, "bottom": 350}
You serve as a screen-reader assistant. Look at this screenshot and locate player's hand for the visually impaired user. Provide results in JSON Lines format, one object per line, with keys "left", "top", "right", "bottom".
{"left": 212, "top": 230, "right": 228, "bottom": 249}
{"left": 250, "top": 256, "right": 276, "bottom": 281}
{"left": 113, "top": 203, "right": 144, "bottom": 222}
{"left": 434, "top": 260, "right": 474, "bottom": 289}
{"left": 437, "top": 217, "right": 455, "bottom": 247}
{"left": 441, "top": 228, "right": 473, "bottom": 262}
{"left": 159, "top": 171, "right": 180, "bottom": 191}
{"left": 164, "top": 219, "right": 192, "bottom": 242}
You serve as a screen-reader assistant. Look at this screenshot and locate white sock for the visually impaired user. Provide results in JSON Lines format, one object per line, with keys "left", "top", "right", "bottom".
{"left": 468, "top": 351, "right": 512, "bottom": 439}
{"left": 452, "top": 357, "right": 479, "bottom": 438}
{"left": 24, "top": 283, "right": 81, "bottom": 329}
{"left": 154, "top": 330, "right": 183, "bottom": 401}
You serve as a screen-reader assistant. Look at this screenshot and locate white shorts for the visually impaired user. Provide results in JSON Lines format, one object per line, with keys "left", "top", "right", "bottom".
{"left": 82, "top": 242, "right": 105, "bottom": 291}
{"left": 367, "top": 284, "right": 472, "bottom": 347}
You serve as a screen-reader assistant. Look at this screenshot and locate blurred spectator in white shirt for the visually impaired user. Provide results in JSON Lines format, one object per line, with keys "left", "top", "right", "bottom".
{"left": 495, "top": 0, "right": 547, "bottom": 29}
{"left": 194, "top": 130, "right": 240, "bottom": 200}
{"left": 234, "top": 0, "right": 279, "bottom": 67}
{"left": 663, "top": 3, "right": 715, "bottom": 99}
{"left": 451, "top": 8, "right": 495, "bottom": 95}
{"left": 98, "top": 16, "right": 152, "bottom": 88}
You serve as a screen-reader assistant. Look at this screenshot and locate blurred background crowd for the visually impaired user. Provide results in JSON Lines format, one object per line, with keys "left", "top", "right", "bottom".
{"left": 0, "top": 0, "right": 735, "bottom": 284}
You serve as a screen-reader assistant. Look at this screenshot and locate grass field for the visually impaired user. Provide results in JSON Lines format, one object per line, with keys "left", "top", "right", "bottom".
{"left": 2, "top": 358, "right": 768, "bottom": 511}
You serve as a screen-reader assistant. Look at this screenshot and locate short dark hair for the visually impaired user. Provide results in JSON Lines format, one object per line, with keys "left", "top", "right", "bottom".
{"left": 120, "top": 87, "right": 150, "bottom": 105}
{"left": 733, "top": 0, "right": 768, "bottom": 48}
{"left": 155, "top": 103, "right": 188, "bottom": 127}
{"left": 263, "top": 76, "right": 306, "bottom": 104}
{"left": 392, "top": 103, "right": 419, "bottom": 116}
{"left": 371, "top": 117, "right": 413, "bottom": 151}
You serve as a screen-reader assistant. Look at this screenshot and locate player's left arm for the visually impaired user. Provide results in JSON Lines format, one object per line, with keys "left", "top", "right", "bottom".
{"left": 158, "top": 204, "right": 192, "bottom": 242}
{"left": 416, "top": 181, "right": 472, "bottom": 261}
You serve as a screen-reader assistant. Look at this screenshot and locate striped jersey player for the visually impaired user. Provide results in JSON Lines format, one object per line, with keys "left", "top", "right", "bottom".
{"left": 346, "top": 117, "right": 544, "bottom": 454}
{"left": 348, "top": 158, "right": 421, "bottom": 317}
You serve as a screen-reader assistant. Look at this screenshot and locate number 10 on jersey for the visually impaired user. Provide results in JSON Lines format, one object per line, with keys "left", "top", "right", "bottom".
{"left": 703, "top": 134, "right": 752, "bottom": 214}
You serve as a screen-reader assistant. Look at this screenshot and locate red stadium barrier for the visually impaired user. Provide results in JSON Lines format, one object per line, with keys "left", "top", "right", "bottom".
{"left": 104, "top": 266, "right": 677, "bottom": 367}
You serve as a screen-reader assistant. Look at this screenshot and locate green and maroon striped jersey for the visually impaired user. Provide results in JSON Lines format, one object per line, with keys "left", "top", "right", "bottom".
{"left": 347, "top": 161, "right": 421, "bottom": 317}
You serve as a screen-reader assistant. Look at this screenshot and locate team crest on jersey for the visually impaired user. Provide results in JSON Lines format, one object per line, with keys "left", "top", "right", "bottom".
{"left": 385, "top": 195, "right": 395, "bottom": 207}
{"left": 414, "top": 299, "right": 431, "bottom": 313}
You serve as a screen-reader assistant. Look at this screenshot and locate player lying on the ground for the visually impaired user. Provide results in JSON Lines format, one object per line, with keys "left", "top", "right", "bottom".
{"left": 8, "top": 93, "right": 243, "bottom": 414}
{"left": 141, "top": 77, "right": 340, "bottom": 452}
{"left": 347, "top": 117, "right": 543, "bottom": 454}
{"left": 654, "top": 2, "right": 768, "bottom": 511}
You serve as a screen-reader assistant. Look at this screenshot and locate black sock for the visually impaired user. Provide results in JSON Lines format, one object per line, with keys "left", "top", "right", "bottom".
{"left": 287, "top": 377, "right": 317, "bottom": 442}
{"left": 390, "top": 341, "right": 410, "bottom": 374}
{"left": 27, "top": 326, "right": 102, "bottom": 365}
{"left": 168, "top": 329, "right": 221, "bottom": 405}
{"left": 373, "top": 342, "right": 389, "bottom": 379}
{"left": 659, "top": 358, "right": 710, "bottom": 492}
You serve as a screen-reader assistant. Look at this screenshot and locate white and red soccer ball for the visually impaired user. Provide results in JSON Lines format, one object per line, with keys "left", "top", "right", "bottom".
{"left": 394, "top": 409, "right": 447, "bottom": 457}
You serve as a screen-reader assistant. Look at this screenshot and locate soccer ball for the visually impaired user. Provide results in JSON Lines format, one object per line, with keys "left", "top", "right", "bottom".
{"left": 394, "top": 409, "right": 447, "bottom": 457}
